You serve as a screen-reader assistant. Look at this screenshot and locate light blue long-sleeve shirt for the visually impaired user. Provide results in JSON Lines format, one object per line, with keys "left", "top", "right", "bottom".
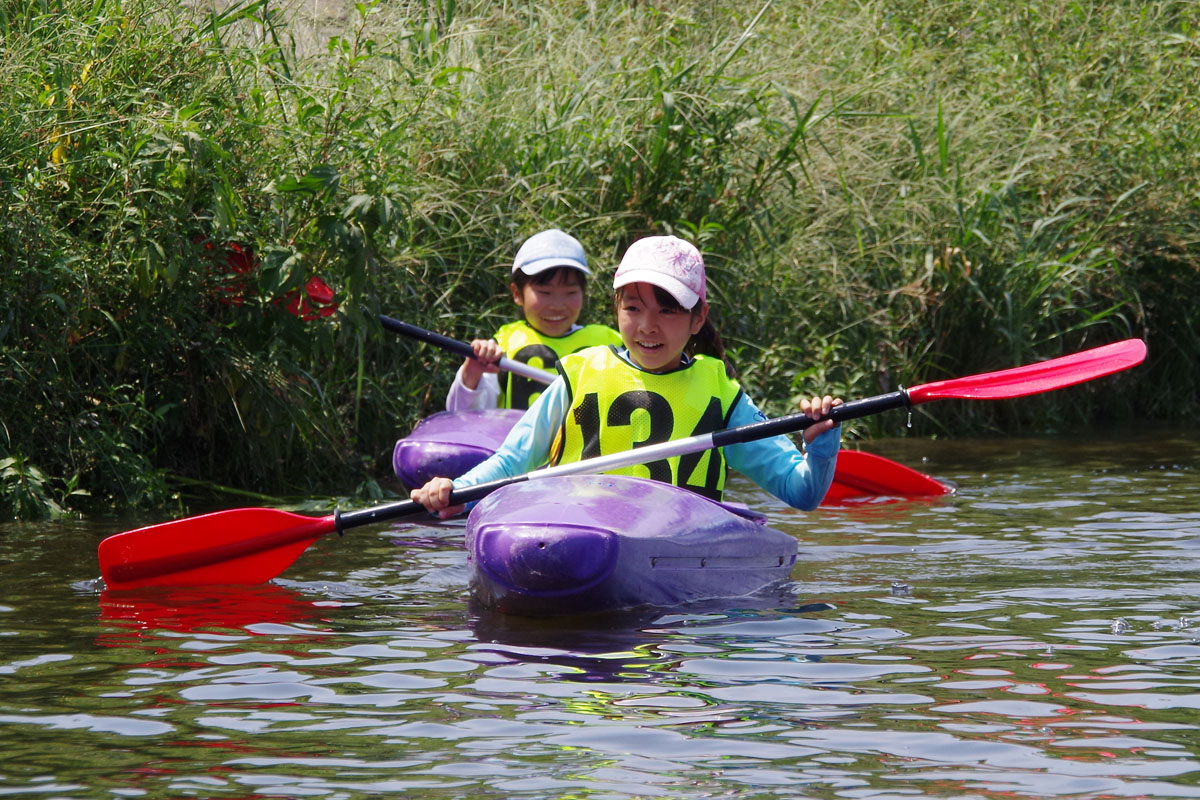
{"left": 453, "top": 349, "right": 840, "bottom": 511}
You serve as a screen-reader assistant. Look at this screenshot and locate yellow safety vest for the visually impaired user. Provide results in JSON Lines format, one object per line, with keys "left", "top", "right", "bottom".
{"left": 551, "top": 346, "right": 743, "bottom": 500}
{"left": 493, "top": 321, "right": 622, "bottom": 409}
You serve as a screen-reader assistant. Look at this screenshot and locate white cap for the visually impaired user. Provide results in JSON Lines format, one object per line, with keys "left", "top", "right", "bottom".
{"left": 512, "top": 229, "right": 590, "bottom": 276}
{"left": 612, "top": 235, "right": 706, "bottom": 309}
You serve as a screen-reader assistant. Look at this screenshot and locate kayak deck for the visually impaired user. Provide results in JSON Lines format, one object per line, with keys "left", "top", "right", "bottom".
{"left": 465, "top": 474, "right": 798, "bottom": 615}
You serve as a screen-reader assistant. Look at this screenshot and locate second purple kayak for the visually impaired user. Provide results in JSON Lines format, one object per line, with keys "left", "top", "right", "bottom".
{"left": 393, "top": 409, "right": 524, "bottom": 489}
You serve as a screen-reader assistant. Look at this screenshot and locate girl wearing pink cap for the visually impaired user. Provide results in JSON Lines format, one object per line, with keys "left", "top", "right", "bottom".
{"left": 413, "top": 235, "right": 842, "bottom": 516}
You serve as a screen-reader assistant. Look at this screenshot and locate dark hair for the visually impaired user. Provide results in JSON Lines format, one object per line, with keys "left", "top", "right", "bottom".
{"left": 613, "top": 284, "right": 737, "bottom": 378}
{"left": 511, "top": 266, "right": 588, "bottom": 292}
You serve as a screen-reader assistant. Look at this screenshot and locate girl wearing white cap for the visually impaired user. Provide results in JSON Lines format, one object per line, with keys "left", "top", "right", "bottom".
{"left": 446, "top": 229, "right": 621, "bottom": 411}
{"left": 414, "top": 235, "right": 841, "bottom": 516}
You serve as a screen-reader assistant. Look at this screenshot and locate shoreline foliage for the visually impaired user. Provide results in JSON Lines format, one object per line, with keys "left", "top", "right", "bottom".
{"left": 1, "top": 0, "right": 1197, "bottom": 518}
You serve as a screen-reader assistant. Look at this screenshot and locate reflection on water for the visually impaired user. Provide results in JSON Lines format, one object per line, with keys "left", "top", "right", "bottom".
{"left": 2, "top": 429, "right": 1200, "bottom": 798}
{"left": 97, "top": 583, "right": 337, "bottom": 638}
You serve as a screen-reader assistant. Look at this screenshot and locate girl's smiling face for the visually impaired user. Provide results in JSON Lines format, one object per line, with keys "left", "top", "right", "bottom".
{"left": 616, "top": 283, "right": 706, "bottom": 373}
{"left": 511, "top": 269, "right": 584, "bottom": 337}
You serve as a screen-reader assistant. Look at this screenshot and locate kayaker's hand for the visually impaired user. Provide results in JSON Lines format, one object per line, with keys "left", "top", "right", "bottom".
{"left": 800, "top": 395, "right": 842, "bottom": 444}
{"left": 461, "top": 339, "right": 503, "bottom": 390}
{"left": 410, "top": 477, "right": 465, "bottom": 519}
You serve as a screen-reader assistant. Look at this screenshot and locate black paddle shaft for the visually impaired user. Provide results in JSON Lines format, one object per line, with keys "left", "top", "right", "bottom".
{"left": 711, "top": 390, "right": 910, "bottom": 448}
{"left": 335, "top": 475, "right": 524, "bottom": 532}
{"left": 378, "top": 314, "right": 475, "bottom": 360}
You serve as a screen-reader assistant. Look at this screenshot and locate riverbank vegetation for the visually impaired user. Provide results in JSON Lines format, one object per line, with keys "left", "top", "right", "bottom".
{"left": 2, "top": 0, "right": 1197, "bottom": 518}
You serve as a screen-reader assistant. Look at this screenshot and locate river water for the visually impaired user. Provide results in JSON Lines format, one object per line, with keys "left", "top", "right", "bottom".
{"left": 3, "top": 427, "right": 1199, "bottom": 799}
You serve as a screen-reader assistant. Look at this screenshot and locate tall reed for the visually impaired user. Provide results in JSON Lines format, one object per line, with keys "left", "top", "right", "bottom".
{"left": 1, "top": 0, "right": 1195, "bottom": 517}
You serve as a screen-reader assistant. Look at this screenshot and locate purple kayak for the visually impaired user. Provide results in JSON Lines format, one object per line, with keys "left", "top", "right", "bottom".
{"left": 392, "top": 409, "right": 524, "bottom": 489}
{"left": 465, "top": 474, "right": 799, "bottom": 615}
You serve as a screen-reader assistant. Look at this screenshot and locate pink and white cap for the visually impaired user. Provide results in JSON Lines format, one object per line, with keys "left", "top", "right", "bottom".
{"left": 612, "top": 235, "right": 707, "bottom": 309}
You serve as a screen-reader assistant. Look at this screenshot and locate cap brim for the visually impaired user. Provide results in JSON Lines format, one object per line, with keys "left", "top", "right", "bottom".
{"left": 513, "top": 257, "right": 591, "bottom": 276}
{"left": 612, "top": 268, "right": 699, "bottom": 309}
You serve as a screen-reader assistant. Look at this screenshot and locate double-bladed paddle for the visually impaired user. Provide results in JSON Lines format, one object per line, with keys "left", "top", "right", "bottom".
{"left": 97, "top": 337, "right": 1147, "bottom": 591}
{"left": 378, "top": 314, "right": 952, "bottom": 499}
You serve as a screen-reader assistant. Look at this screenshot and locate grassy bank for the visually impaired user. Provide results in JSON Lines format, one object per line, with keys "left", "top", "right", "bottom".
{"left": 1, "top": 0, "right": 1196, "bottom": 518}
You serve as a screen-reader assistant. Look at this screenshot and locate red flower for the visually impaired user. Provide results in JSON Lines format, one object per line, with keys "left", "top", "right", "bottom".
{"left": 224, "top": 242, "right": 256, "bottom": 274}
{"left": 285, "top": 276, "right": 339, "bottom": 320}
{"left": 200, "top": 240, "right": 258, "bottom": 307}
{"left": 199, "top": 238, "right": 339, "bottom": 320}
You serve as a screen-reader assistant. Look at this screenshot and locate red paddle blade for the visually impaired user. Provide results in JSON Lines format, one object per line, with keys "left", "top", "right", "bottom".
{"left": 908, "top": 339, "right": 1146, "bottom": 403}
{"left": 99, "top": 508, "right": 337, "bottom": 591}
{"left": 822, "top": 450, "right": 953, "bottom": 504}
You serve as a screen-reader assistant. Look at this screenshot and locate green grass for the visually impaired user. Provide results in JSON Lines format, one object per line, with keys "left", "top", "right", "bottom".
{"left": 1, "top": 0, "right": 1197, "bottom": 518}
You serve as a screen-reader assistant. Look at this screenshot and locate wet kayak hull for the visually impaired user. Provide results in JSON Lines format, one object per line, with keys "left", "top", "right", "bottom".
{"left": 465, "top": 474, "right": 798, "bottom": 615}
